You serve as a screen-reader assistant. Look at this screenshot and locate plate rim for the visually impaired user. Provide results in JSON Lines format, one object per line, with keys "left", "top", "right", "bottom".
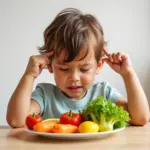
{"left": 24, "top": 126, "right": 125, "bottom": 138}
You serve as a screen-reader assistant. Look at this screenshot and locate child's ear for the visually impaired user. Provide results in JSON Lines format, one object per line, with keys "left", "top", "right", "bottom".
{"left": 47, "top": 56, "right": 54, "bottom": 73}
{"left": 96, "top": 58, "right": 105, "bottom": 74}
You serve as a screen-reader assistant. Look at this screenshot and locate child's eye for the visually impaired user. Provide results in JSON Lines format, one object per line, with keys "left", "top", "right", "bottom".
{"left": 80, "top": 69, "right": 90, "bottom": 72}
{"left": 59, "top": 68, "right": 69, "bottom": 71}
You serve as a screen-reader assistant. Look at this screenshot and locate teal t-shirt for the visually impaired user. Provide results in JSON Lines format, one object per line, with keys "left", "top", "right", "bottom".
{"left": 31, "top": 82, "right": 122, "bottom": 120}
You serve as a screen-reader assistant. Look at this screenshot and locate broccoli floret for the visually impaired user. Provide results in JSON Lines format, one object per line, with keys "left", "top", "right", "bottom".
{"left": 114, "top": 121, "right": 126, "bottom": 129}
{"left": 82, "top": 96, "right": 130, "bottom": 132}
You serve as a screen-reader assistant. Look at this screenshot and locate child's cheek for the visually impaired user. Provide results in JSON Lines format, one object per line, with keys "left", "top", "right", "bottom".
{"left": 81, "top": 73, "right": 95, "bottom": 86}
{"left": 55, "top": 76, "right": 65, "bottom": 88}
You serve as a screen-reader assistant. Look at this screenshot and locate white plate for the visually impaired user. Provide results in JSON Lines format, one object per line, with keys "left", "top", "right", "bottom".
{"left": 24, "top": 127, "right": 125, "bottom": 140}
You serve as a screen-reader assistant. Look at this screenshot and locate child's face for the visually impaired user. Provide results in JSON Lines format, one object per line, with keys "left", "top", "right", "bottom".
{"left": 52, "top": 48, "right": 102, "bottom": 100}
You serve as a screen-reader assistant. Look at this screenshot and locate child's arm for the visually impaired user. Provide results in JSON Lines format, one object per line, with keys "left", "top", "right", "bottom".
{"left": 6, "top": 52, "right": 53, "bottom": 128}
{"left": 103, "top": 49, "right": 150, "bottom": 126}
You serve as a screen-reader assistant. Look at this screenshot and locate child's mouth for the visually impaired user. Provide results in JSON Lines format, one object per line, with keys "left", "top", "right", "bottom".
{"left": 67, "top": 86, "right": 82, "bottom": 93}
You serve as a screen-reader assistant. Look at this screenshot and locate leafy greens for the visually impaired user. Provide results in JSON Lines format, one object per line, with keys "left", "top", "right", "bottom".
{"left": 82, "top": 96, "right": 130, "bottom": 131}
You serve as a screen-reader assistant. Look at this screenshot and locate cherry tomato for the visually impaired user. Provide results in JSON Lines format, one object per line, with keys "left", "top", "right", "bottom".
{"left": 59, "top": 110, "right": 83, "bottom": 127}
{"left": 25, "top": 113, "right": 42, "bottom": 130}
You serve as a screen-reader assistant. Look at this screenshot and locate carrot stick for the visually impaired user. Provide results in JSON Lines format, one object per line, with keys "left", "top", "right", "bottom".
{"left": 52, "top": 124, "right": 78, "bottom": 133}
{"left": 33, "top": 121, "right": 58, "bottom": 132}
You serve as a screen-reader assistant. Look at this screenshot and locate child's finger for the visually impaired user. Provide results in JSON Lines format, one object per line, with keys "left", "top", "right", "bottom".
{"left": 108, "top": 54, "right": 114, "bottom": 62}
{"left": 101, "top": 57, "right": 109, "bottom": 63}
{"left": 34, "top": 55, "right": 49, "bottom": 68}
{"left": 42, "top": 55, "right": 50, "bottom": 65}
{"left": 42, "top": 51, "right": 54, "bottom": 65}
{"left": 103, "top": 48, "right": 110, "bottom": 57}
{"left": 45, "top": 51, "right": 54, "bottom": 57}
{"left": 103, "top": 49, "right": 114, "bottom": 62}
{"left": 116, "top": 52, "right": 122, "bottom": 62}
{"left": 104, "top": 58, "right": 113, "bottom": 67}
{"left": 120, "top": 53, "right": 129, "bottom": 60}
{"left": 112, "top": 53, "right": 120, "bottom": 64}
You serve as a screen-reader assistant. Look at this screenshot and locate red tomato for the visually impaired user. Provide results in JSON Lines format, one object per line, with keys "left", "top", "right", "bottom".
{"left": 25, "top": 113, "right": 42, "bottom": 130}
{"left": 59, "top": 110, "right": 83, "bottom": 127}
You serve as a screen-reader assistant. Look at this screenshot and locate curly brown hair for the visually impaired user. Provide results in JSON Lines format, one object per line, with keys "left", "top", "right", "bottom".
{"left": 38, "top": 8, "right": 105, "bottom": 63}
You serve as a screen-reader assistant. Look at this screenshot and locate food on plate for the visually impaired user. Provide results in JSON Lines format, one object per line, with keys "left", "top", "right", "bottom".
{"left": 42, "top": 118, "right": 59, "bottom": 123}
{"left": 33, "top": 120, "right": 58, "bottom": 132}
{"left": 25, "top": 96, "right": 130, "bottom": 134}
{"left": 52, "top": 124, "right": 78, "bottom": 133}
{"left": 82, "top": 96, "right": 130, "bottom": 132}
{"left": 78, "top": 121, "right": 99, "bottom": 133}
{"left": 59, "top": 110, "right": 83, "bottom": 126}
{"left": 25, "top": 113, "right": 42, "bottom": 130}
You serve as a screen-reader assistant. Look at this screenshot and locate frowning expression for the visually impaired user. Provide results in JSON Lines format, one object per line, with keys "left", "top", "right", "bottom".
{"left": 52, "top": 49, "right": 102, "bottom": 100}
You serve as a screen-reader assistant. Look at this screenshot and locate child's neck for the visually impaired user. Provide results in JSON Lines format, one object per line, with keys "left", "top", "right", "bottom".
{"left": 61, "top": 91, "right": 87, "bottom": 100}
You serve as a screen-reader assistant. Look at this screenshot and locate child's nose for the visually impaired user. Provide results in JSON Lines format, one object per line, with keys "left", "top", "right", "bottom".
{"left": 69, "top": 70, "right": 80, "bottom": 82}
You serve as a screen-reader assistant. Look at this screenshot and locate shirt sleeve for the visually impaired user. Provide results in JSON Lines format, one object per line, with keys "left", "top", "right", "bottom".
{"left": 31, "top": 84, "right": 45, "bottom": 115}
{"left": 104, "top": 82, "right": 122, "bottom": 103}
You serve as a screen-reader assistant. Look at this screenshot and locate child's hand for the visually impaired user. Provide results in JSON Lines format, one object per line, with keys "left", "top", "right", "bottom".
{"left": 24, "top": 51, "right": 54, "bottom": 78}
{"left": 103, "top": 49, "right": 133, "bottom": 76}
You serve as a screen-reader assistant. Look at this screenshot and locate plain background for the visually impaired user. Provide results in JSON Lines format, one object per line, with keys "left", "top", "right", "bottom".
{"left": 0, "top": 0, "right": 149, "bottom": 126}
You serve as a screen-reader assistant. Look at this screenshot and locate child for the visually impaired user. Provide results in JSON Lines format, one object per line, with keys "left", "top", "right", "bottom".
{"left": 6, "top": 8, "right": 149, "bottom": 128}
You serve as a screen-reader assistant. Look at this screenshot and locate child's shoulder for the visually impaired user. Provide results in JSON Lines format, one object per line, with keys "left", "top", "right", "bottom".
{"left": 91, "top": 81, "right": 121, "bottom": 102}
{"left": 91, "top": 81, "right": 119, "bottom": 93}
{"left": 90, "top": 81, "right": 111, "bottom": 95}
{"left": 92, "top": 81, "right": 111, "bottom": 88}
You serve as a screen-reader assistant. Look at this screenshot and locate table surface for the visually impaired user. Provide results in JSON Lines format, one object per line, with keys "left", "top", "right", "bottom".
{"left": 0, "top": 123, "right": 150, "bottom": 150}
